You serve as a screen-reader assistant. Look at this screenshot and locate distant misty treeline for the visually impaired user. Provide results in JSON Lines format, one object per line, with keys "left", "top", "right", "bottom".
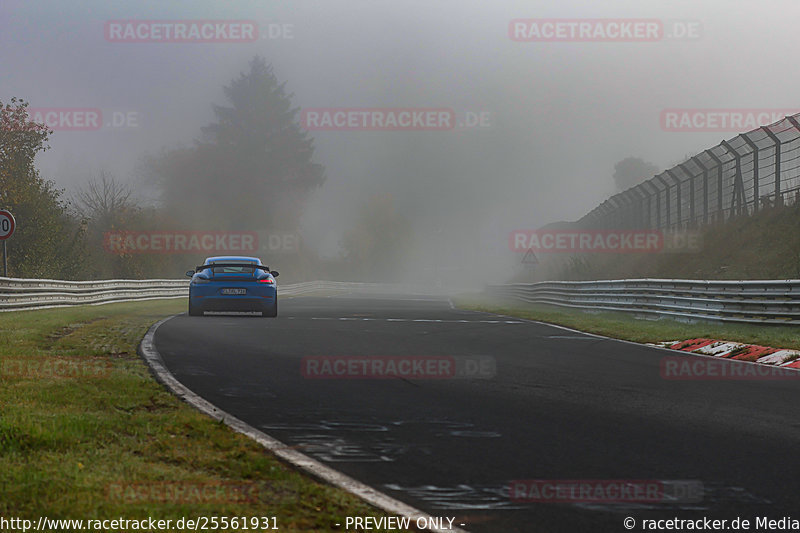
{"left": 1, "top": 57, "right": 411, "bottom": 281}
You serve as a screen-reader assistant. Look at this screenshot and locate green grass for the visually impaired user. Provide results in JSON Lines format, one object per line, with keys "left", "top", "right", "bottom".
{"left": 455, "top": 295, "right": 800, "bottom": 351}
{"left": 0, "top": 300, "right": 412, "bottom": 532}
{"left": 528, "top": 204, "right": 800, "bottom": 283}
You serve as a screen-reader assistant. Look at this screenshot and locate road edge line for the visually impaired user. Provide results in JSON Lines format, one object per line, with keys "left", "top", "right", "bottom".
{"left": 138, "top": 314, "right": 470, "bottom": 533}
{"left": 466, "top": 304, "right": 800, "bottom": 374}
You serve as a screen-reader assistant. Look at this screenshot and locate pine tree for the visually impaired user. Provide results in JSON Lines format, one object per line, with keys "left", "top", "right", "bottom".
{"left": 156, "top": 57, "right": 325, "bottom": 231}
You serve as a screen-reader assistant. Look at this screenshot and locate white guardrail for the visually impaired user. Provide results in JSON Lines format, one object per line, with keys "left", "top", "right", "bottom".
{"left": 0, "top": 278, "right": 425, "bottom": 312}
{"left": 7, "top": 275, "right": 800, "bottom": 324}
{"left": 487, "top": 279, "right": 800, "bottom": 325}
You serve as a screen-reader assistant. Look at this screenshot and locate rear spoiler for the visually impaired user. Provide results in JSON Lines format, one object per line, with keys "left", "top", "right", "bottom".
{"left": 194, "top": 263, "right": 271, "bottom": 272}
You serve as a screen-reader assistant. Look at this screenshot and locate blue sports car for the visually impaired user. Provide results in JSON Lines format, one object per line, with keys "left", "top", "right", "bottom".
{"left": 186, "top": 256, "right": 279, "bottom": 317}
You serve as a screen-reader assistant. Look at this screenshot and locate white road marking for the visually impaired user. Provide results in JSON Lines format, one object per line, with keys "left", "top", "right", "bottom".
{"left": 299, "top": 317, "right": 522, "bottom": 324}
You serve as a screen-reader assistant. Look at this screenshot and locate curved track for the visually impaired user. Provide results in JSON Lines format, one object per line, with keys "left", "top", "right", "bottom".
{"left": 153, "top": 294, "right": 800, "bottom": 532}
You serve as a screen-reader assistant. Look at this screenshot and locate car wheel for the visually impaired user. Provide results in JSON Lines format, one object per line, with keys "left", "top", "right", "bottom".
{"left": 263, "top": 296, "right": 277, "bottom": 317}
{"left": 188, "top": 300, "right": 203, "bottom": 316}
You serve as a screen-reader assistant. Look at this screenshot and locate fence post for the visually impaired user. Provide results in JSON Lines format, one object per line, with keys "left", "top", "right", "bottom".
{"left": 608, "top": 196, "right": 623, "bottom": 229}
{"left": 631, "top": 186, "right": 648, "bottom": 229}
{"left": 665, "top": 169, "right": 683, "bottom": 228}
{"left": 760, "top": 125, "right": 782, "bottom": 207}
{"left": 642, "top": 181, "right": 661, "bottom": 229}
{"left": 655, "top": 174, "right": 671, "bottom": 228}
{"left": 591, "top": 203, "right": 604, "bottom": 228}
{"left": 692, "top": 156, "right": 710, "bottom": 225}
{"left": 620, "top": 191, "right": 634, "bottom": 228}
{"left": 601, "top": 201, "right": 614, "bottom": 227}
{"left": 653, "top": 182, "right": 661, "bottom": 229}
{"left": 706, "top": 149, "right": 724, "bottom": 223}
{"left": 679, "top": 163, "right": 697, "bottom": 227}
{"left": 721, "top": 140, "right": 744, "bottom": 217}
{"left": 787, "top": 117, "right": 800, "bottom": 206}
{"left": 741, "top": 134, "right": 759, "bottom": 212}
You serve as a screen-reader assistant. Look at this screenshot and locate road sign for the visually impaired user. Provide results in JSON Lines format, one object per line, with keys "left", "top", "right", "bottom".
{"left": 521, "top": 247, "right": 538, "bottom": 265}
{"left": 0, "top": 210, "right": 15, "bottom": 240}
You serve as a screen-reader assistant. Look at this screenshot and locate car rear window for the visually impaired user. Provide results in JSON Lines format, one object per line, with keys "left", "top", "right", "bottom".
{"left": 210, "top": 263, "right": 256, "bottom": 274}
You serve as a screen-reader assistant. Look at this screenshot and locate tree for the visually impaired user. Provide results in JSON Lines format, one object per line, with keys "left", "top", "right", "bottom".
{"left": 613, "top": 157, "right": 659, "bottom": 191}
{"left": 74, "top": 171, "right": 134, "bottom": 223}
{"left": 0, "top": 98, "right": 86, "bottom": 278}
{"left": 73, "top": 171, "right": 155, "bottom": 278}
{"left": 152, "top": 57, "right": 325, "bottom": 232}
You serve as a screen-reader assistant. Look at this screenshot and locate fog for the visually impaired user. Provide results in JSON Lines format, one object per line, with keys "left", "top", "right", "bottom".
{"left": 2, "top": 0, "right": 799, "bottom": 285}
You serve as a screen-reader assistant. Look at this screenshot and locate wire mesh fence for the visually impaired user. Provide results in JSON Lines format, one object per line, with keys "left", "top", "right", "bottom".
{"left": 580, "top": 113, "right": 800, "bottom": 229}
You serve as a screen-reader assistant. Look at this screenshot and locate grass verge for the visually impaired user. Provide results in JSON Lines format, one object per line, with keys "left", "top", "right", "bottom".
{"left": 0, "top": 299, "right": 411, "bottom": 532}
{"left": 455, "top": 295, "right": 800, "bottom": 351}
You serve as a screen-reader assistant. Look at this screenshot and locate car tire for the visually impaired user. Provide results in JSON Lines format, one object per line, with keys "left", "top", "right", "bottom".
{"left": 188, "top": 301, "right": 203, "bottom": 316}
{"left": 263, "top": 296, "right": 278, "bottom": 317}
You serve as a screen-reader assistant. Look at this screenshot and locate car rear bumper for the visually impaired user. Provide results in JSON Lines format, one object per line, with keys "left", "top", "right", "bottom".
{"left": 189, "top": 283, "right": 276, "bottom": 312}
{"left": 192, "top": 296, "right": 274, "bottom": 312}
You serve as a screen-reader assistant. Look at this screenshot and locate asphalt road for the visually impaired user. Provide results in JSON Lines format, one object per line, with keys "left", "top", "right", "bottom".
{"left": 154, "top": 294, "right": 800, "bottom": 533}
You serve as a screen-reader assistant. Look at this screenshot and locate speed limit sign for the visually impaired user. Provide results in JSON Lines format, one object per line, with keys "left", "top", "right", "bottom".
{"left": 0, "top": 210, "right": 15, "bottom": 240}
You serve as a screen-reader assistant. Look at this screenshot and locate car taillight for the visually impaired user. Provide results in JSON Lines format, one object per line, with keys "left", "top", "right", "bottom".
{"left": 258, "top": 279, "right": 275, "bottom": 284}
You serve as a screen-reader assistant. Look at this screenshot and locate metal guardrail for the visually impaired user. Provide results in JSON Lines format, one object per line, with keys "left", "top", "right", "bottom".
{"left": 0, "top": 277, "right": 428, "bottom": 312}
{"left": 487, "top": 279, "right": 800, "bottom": 325}
{"left": 0, "top": 277, "right": 190, "bottom": 310}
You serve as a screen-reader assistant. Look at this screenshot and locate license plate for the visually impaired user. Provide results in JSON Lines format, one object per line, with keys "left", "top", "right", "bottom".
{"left": 221, "top": 288, "right": 246, "bottom": 295}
